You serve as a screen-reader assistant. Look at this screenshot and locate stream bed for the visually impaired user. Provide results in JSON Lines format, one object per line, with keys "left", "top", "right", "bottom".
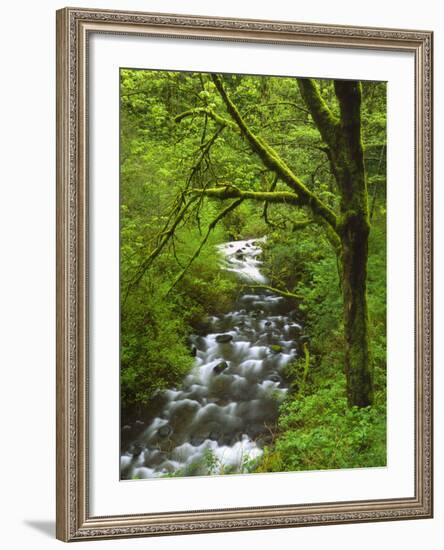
{"left": 120, "top": 238, "right": 303, "bottom": 479}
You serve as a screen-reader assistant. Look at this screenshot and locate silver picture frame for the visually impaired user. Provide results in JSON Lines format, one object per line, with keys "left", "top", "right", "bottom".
{"left": 56, "top": 7, "right": 433, "bottom": 541}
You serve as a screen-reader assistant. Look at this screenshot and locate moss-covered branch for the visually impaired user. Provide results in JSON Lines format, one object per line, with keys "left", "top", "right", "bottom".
{"left": 190, "top": 185, "right": 301, "bottom": 205}
{"left": 242, "top": 284, "right": 302, "bottom": 301}
{"left": 297, "top": 79, "right": 339, "bottom": 151}
{"left": 317, "top": 217, "right": 342, "bottom": 255}
{"left": 211, "top": 74, "right": 338, "bottom": 231}
{"left": 175, "top": 107, "right": 236, "bottom": 131}
{"left": 291, "top": 219, "right": 315, "bottom": 232}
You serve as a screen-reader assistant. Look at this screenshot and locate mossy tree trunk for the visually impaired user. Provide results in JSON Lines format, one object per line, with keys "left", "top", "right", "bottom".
{"left": 298, "top": 79, "right": 373, "bottom": 406}
{"left": 335, "top": 81, "right": 373, "bottom": 407}
{"left": 339, "top": 211, "right": 372, "bottom": 406}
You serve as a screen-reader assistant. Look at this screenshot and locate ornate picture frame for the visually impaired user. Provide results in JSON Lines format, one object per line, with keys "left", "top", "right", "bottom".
{"left": 56, "top": 7, "right": 433, "bottom": 542}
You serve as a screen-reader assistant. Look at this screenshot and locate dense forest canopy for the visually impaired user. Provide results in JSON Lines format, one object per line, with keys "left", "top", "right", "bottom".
{"left": 120, "top": 69, "right": 387, "bottom": 474}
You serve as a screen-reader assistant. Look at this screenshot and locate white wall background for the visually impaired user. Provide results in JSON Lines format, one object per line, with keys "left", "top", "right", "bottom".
{"left": 0, "top": 0, "right": 441, "bottom": 547}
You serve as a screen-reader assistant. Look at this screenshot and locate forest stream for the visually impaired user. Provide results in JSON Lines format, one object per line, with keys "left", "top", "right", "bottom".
{"left": 121, "top": 238, "right": 304, "bottom": 479}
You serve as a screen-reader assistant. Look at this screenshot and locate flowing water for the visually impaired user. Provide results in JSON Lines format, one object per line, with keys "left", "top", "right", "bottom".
{"left": 121, "top": 238, "right": 303, "bottom": 479}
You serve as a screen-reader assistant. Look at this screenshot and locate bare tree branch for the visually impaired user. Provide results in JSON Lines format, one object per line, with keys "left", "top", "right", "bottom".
{"left": 242, "top": 101, "right": 311, "bottom": 118}
{"left": 186, "top": 125, "right": 226, "bottom": 185}
{"left": 166, "top": 198, "right": 244, "bottom": 295}
{"left": 128, "top": 196, "right": 199, "bottom": 290}
{"left": 262, "top": 174, "right": 280, "bottom": 228}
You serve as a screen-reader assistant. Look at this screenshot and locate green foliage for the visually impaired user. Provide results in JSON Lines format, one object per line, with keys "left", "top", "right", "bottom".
{"left": 257, "top": 381, "right": 386, "bottom": 472}
{"left": 203, "top": 448, "right": 220, "bottom": 475}
{"left": 121, "top": 284, "right": 192, "bottom": 410}
{"left": 120, "top": 67, "right": 387, "bottom": 472}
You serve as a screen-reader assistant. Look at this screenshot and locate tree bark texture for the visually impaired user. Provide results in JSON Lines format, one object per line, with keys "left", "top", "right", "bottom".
{"left": 298, "top": 79, "right": 374, "bottom": 406}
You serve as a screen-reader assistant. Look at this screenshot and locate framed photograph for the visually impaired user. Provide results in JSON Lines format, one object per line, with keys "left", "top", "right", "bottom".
{"left": 56, "top": 7, "right": 433, "bottom": 542}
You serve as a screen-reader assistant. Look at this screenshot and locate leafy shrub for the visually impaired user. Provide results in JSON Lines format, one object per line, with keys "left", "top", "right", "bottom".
{"left": 256, "top": 376, "right": 386, "bottom": 473}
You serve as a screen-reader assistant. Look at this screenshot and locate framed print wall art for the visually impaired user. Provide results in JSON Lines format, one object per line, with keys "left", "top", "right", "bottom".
{"left": 56, "top": 7, "right": 433, "bottom": 542}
